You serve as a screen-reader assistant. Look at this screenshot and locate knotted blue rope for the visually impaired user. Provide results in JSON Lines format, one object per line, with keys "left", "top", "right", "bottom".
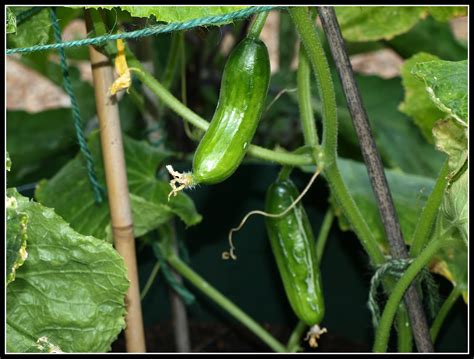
{"left": 7, "top": 6, "right": 285, "bottom": 55}
{"left": 50, "top": 8, "right": 104, "bottom": 203}
{"left": 368, "top": 257, "right": 441, "bottom": 329}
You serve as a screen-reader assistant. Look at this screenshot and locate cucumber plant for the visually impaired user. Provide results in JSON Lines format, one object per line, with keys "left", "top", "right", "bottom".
{"left": 6, "top": 5, "right": 467, "bottom": 354}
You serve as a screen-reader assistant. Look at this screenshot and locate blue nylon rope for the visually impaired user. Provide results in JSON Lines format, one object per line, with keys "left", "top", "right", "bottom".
{"left": 50, "top": 8, "right": 104, "bottom": 203}
{"left": 7, "top": 6, "right": 285, "bottom": 55}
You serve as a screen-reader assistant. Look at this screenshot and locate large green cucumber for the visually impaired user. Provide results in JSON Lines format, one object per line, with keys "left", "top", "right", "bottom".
{"left": 192, "top": 37, "right": 270, "bottom": 185}
{"left": 265, "top": 178, "right": 325, "bottom": 326}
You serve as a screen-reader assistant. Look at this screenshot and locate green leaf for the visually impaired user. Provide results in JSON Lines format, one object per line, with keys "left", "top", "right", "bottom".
{"left": 6, "top": 195, "right": 28, "bottom": 285}
{"left": 35, "top": 132, "right": 202, "bottom": 240}
{"left": 6, "top": 7, "right": 17, "bottom": 34}
{"left": 335, "top": 6, "right": 427, "bottom": 42}
{"left": 6, "top": 109, "right": 78, "bottom": 187}
{"left": 432, "top": 118, "right": 468, "bottom": 177}
{"left": 411, "top": 59, "right": 468, "bottom": 124}
{"left": 323, "top": 158, "right": 436, "bottom": 251}
{"left": 7, "top": 7, "right": 52, "bottom": 49}
{"left": 81, "top": 6, "right": 248, "bottom": 24}
{"left": 399, "top": 52, "right": 445, "bottom": 143}
{"left": 429, "top": 6, "right": 467, "bottom": 22}
{"left": 335, "top": 6, "right": 467, "bottom": 42}
{"left": 6, "top": 189, "right": 129, "bottom": 353}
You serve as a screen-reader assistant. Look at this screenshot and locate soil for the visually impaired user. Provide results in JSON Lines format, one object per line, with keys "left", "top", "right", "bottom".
{"left": 110, "top": 321, "right": 370, "bottom": 353}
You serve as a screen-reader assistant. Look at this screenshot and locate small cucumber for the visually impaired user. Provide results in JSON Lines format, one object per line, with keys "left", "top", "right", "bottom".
{"left": 265, "top": 178, "right": 325, "bottom": 326}
{"left": 192, "top": 37, "right": 270, "bottom": 184}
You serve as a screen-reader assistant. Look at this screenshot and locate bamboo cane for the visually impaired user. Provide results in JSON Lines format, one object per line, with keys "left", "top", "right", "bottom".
{"left": 85, "top": 13, "right": 146, "bottom": 353}
{"left": 134, "top": 28, "right": 191, "bottom": 352}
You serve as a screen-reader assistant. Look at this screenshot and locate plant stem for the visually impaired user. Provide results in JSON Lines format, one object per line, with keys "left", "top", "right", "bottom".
{"left": 409, "top": 159, "right": 450, "bottom": 257}
{"left": 297, "top": 43, "right": 320, "bottom": 161}
{"left": 85, "top": 9, "right": 146, "bottom": 353}
{"left": 167, "top": 255, "right": 287, "bottom": 353}
{"left": 127, "top": 53, "right": 313, "bottom": 166}
{"left": 247, "top": 11, "right": 269, "bottom": 40}
{"left": 289, "top": 7, "right": 385, "bottom": 266}
{"left": 373, "top": 235, "right": 447, "bottom": 352}
{"left": 286, "top": 321, "right": 307, "bottom": 352}
{"left": 430, "top": 287, "right": 461, "bottom": 343}
{"left": 315, "top": 209, "right": 334, "bottom": 263}
{"left": 317, "top": 6, "right": 433, "bottom": 352}
{"left": 289, "top": 7, "right": 338, "bottom": 163}
{"left": 140, "top": 261, "right": 160, "bottom": 300}
{"left": 396, "top": 304, "right": 413, "bottom": 352}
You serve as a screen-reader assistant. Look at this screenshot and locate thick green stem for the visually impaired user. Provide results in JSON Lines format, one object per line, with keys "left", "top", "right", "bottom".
{"left": 430, "top": 287, "right": 461, "bottom": 343}
{"left": 297, "top": 44, "right": 319, "bottom": 154}
{"left": 247, "top": 11, "right": 269, "bottom": 39}
{"left": 127, "top": 54, "right": 313, "bottom": 166}
{"left": 290, "top": 7, "right": 384, "bottom": 267}
{"left": 396, "top": 304, "right": 413, "bottom": 352}
{"left": 409, "top": 159, "right": 450, "bottom": 257}
{"left": 167, "top": 255, "right": 287, "bottom": 353}
{"left": 286, "top": 321, "right": 307, "bottom": 352}
{"left": 289, "top": 7, "right": 337, "bottom": 163}
{"left": 373, "top": 236, "right": 447, "bottom": 352}
{"left": 315, "top": 209, "right": 334, "bottom": 263}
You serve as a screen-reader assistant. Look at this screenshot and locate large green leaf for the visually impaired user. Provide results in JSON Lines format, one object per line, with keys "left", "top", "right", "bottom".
{"left": 319, "top": 158, "right": 436, "bottom": 251}
{"left": 6, "top": 189, "right": 129, "bottom": 353}
{"left": 411, "top": 59, "right": 468, "bottom": 124}
{"left": 336, "top": 6, "right": 467, "bottom": 42}
{"left": 7, "top": 7, "right": 52, "bottom": 49}
{"left": 80, "top": 6, "right": 248, "bottom": 24}
{"left": 399, "top": 52, "right": 445, "bottom": 143}
{"left": 35, "top": 132, "right": 202, "bottom": 240}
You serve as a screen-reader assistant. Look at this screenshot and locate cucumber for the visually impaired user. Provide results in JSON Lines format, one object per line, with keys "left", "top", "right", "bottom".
{"left": 193, "top": 37, "right": 270, "bottom": 184}
{"left": 265, "top": 178, "right": 325, "bottom": 326}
